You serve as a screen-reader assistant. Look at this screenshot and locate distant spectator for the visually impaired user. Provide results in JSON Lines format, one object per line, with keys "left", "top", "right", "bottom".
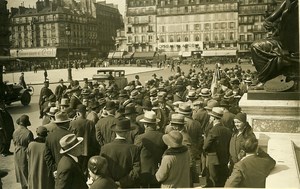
{"left": 19, "top": 72, "right": 26, "bottom": 89}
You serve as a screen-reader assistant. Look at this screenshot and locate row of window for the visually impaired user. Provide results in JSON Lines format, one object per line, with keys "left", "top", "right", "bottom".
{"left": 158, "top": 32, "right": 236, "bottom": 42}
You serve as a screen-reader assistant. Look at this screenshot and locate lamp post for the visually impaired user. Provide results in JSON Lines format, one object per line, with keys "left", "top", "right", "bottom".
{"left": 65, "top": 24, "right": 72, "bottom": 81}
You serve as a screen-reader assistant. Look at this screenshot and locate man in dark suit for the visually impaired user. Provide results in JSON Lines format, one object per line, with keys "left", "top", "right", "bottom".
{"left": 69, "top": 87, "right": 82, "bottom": 110}
{"left": 203, "top": 107, "right": 232, "bottom": 187}
{"left": 56, "top": 134, "right": 88, "bottom": 189}
{"left": 100, "top": 118, "right": 140, "bottom": 188}
{"left": 225, "top": 136, "right": 276, "bottom": 188}
{"left": 69, "top": 105, "right": 99, "bottom": 176}
{"left": 44, "top": 112, "right": 72, "bottom": 182}
{"left": 134, "top": 111, "right": 167, "bottom": 188}
{"left": 39, "top": 81, "right": 54, "bottom": 118}
{"left": 55, "top": 79, "right": 67, "bottom": 104}
{"left": 95, "top": 101, "right": 118, "bottom": 146}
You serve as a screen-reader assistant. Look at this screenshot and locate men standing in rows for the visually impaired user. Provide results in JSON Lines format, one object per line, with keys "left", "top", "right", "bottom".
{"left": 134, "top": 111, "right": 167, "bottom": 188}
{"left": 39, "top": 81, "right": 53, "bottom": 118}
{"left": 56, "top": 134, "right": 88, "bottom": 189}
{"left": 0, "top": 101, "right": 14, "bottom": 157}
{"left": 44, "top": 112, "right": 72, "bottom": 184}
{"left": 203, "top": 107, "right": 232, "bottom": 187}
{"left": 100, "top": 118, "right": 140, "bottom": 188}
{"left": 69, "top": 105, "right": 99, "bottom": 176}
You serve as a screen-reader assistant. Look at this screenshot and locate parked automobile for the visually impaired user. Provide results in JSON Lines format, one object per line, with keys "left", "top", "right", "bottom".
{"left": 3, "top": 82, "right": 32, "bottom": 106}
{"left": 92, "top": 69, "right": 128, "bottom": 90}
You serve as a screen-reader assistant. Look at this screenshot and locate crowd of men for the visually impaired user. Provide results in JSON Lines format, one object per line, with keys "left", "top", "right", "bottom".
{"left": 0, "top": 63, "right": 276, "bottom": 189}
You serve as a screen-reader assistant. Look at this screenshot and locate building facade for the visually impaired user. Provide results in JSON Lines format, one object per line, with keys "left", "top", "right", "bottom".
{"left": 125, "top": 0, "right": 157, "bottom": 53}
{"left": 9, "top": 0, "right": 122, "bottom": 59}
{"left": 237, "top": 0, "right": 278, "bottom": 57}
{"left": 0, "top": 0, "right": 10, "bottom": 56}
{"left": 123, "top": 0, "right": 279, "bottom": 58}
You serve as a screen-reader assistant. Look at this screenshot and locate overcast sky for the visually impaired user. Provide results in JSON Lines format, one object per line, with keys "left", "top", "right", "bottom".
{"left": 7, "top": 0, "right": 126, "bottom": 16}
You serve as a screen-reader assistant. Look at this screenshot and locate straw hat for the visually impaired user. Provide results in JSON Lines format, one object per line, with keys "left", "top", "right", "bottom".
{"left": 54, "top": 112, "right": 71, "bottom": 123}
{"left": 208, "top": 107, "right": 224, "bottom": 119}
{"left": 59, "top": 134, "right": 83, "bottom": 154}
{"left": 176, "top": 104, "right": 192, "bottom": 115}
{"left": 140, "top": 111, "right": 160, "bottom": 124}
{"left": 170, "top": 113, "right": 185, "bottom": 125}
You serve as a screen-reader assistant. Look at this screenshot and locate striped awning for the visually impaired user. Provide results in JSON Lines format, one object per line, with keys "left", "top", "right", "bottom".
{"left": 133, "top": 51, "right": 156, "bottom": 59}
{"left": 107, "top": 52, "right": 115, "bottom": 59}
{"left": 113, "top": 51, "right": 125, "bottom": 59}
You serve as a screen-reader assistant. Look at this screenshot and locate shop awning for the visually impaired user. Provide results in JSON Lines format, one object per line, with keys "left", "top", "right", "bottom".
{"left": 164, "top": 51, "right": 180, "bottom": 57}
{"left": 123, "top": 52, "right": 134, "bottom": 59}
{"left": 133, "top": 51, "right": 156, "bottom": 59}
{"left": 202, "top": 50, "right": 237, "bottom": 57}
{"left": 107, "top": 52, "right": 115, "bottom": 59}
{"left": 113, "top": 51, "right": 125, "bottom": 59}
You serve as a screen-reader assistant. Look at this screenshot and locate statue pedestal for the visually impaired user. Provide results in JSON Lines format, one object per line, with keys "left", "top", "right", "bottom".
{"left": 239, "top": 92, "right": 300, "bottom": 133}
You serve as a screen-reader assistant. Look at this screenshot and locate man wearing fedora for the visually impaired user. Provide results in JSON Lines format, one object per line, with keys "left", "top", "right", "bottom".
{"left": 122, "top": 103, "right": 141, "bottom": 143}
{"left": 86, "top": 101, "right": 100, "bottom": 125}
{"left": 56, "top": 134, "right": 88, "bottom": 189}
{"left": 203, "top": 107, "right": 232, "bottom": 187}
{"left": 136, "top": 99, "right": 152, "bottom": 131}
{"left": 100, "top": 118, "right": 140, "bottom": 188}
{"left": 69, "top": 105, "right": 99, "bottom": 176}
{"left": 134, "top": 111, "right": 167, "bottom": 188}
{"left": 177, "top": 103, "right": 203, "bottom": 184}
{"left": 69, "top": 87, "right": 82, "bottom": 110}
{"left": 95, "top": 101, "right": 118, "bottom": 146}
{"left": 42, "top": 106, "right": 59, "bottom": 126}
{"left": 43, "top": 107, "right": 59, "bottom": 132}
{"left": 156, "top": 130, "right": 190, "bottom": 188}
{"left": 45, "top": 112, "right": 72, "bottom": 184}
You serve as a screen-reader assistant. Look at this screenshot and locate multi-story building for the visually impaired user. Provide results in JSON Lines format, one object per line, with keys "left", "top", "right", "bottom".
{"left": 156, "top": 0, "right": 239, "bottom": 57}
{"left": 125, "top": 0, "right": 157, "bottom": 52}
{"left": 9, "top": 0, "right": 122, "bottom": 59}
{"left": 0, "top": 0, "right": 10, "bottom": 57}
{"left": 237, "top": 0, "right": 278, "bottom": 57}
{"left": 123, "top": 0, "right": 278, "bottom": 58}
{"left": 95, "top": 1, "right": 123, "bottom": 54}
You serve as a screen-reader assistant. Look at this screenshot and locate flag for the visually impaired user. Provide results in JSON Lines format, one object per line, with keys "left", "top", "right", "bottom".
{"left": 210, "top": 63, "right": 221, "bottom": 97}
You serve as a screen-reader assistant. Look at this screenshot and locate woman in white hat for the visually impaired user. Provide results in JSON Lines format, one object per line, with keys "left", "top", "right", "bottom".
{"left": 156, "top": 130, "right": 191, "bottom": 188}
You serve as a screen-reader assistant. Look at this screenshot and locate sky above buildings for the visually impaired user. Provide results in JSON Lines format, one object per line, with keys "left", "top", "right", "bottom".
{"left": 7, "top": 0, "right": 126, "bottom": 16}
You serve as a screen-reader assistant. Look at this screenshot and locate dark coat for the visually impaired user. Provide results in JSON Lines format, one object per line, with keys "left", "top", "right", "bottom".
{"left": 229, "top": 124, "right": 255, "bottom": 164}
{"left": 134, "top": 127, "right": 167, "bottom": 186}
{"left": 221, "top": 111, "right": 236, "bottom": 132}
{"left": 13, "top": 126, "right": 34, "bottom": 187}
{"left": 55, "top": 155, "right": 88, "bottom": 189}
{"left": 203, "top": 122, "right": 232, "bottom": 187}
{"left": 192, "top": 108, "right": 210, "bottom": 129}
{"left": 55, "top": 84, "right": 67, "bottom": 103}
{"left": 100, "top": 139, "right": 140, "bottom": 188}
{"left": 27, "top": 138, "right": 54, "bottom": 189}
{"left": 39, "top": 87, "right": 53, "bottom": 106}
{"left": 45, "top": 125, "right": 71, "bottom": 175}
{"left": 203, "top": 123, "right": 232, "bottom": 165}
{"left": 225, "top": 150, "right": 276, "bottom": 188}
{"left": 69, "top": 117, "right": 99, "bottom": 156}
{"left": 0, "top": 108, "right": 14, "bottom": 149}
{"left": 89, "top": 177, "right": 117, "bottom": 189}
{"left": 95, "top": 115, "right": 118, "bottom": 146}
{"left": 69, "top": 95, "right": 82, "bottom": 110}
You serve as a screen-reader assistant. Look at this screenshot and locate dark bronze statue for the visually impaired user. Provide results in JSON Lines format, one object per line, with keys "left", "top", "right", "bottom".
{"left": 250, "top": 0, "right": 299, "bottom": 92}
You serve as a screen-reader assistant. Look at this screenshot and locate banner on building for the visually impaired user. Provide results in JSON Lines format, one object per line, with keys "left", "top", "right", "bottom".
{"left": 10, "top": 48, "right": 57, "bottom": 58}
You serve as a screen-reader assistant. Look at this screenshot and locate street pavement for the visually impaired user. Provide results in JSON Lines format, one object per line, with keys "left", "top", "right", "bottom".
{"left": 1, "top": 63, "right": 255, "bottom": 189}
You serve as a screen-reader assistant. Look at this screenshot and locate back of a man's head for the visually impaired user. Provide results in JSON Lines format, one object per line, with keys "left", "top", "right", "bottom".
{"left": 243, "top": 136, "right": 258, "bottom": 154}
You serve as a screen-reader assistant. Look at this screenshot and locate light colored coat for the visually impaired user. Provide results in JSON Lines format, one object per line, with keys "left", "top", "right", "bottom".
{"left": 156, "top": 147, "right": 190, "bottom": 188}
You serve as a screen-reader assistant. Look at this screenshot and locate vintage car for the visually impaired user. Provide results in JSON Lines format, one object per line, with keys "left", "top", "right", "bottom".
{"left": 3, "top": 82, "right": 32, "bottom": 106}
{"left": 92, "top": 69, "right": 128, "bottom": 90}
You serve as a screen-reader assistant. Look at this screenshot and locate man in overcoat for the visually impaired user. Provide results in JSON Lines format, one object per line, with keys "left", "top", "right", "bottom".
{"left": 100, "top": 118, "right": 140, "bottom": 188}
{"left": 203, "top": 107, "right": 232, "bottom": 187}
{"left": 0, "top": 101, "right": 14, "bottom": 157}
{"left": 44, "top": 112, "right": 72, "bottom": 183}
{"left": 134, "top": 111, "right": 167, "bottom": 187}
{"left": 55, "top": 134, "right": 88, "bottom": 189}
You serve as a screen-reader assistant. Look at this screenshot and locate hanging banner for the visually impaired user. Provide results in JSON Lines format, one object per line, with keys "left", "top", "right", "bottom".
{"left": 10, "top": 48, "right": 57, "bottom": 58}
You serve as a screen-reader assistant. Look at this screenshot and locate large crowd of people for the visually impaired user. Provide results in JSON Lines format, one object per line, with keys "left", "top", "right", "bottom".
{"left": 0, "top": 63, "right": 276, "bottom": 189}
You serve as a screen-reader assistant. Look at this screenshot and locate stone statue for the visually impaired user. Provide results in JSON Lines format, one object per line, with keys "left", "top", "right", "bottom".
{"left": 250, "top": 0, "right": 299, "bottom": 92}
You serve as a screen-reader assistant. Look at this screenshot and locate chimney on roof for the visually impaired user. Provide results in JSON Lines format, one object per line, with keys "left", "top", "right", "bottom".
{"left": 36, "top": 0, "right": 44, "bottom": 12}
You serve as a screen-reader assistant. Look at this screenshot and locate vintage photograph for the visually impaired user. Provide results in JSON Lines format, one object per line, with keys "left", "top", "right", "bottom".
{"left": 0, "top": 0, "right": 299, "bottom": 188}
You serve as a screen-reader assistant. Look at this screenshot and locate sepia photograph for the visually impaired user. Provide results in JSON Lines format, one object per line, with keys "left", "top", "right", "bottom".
{"left": 0, "top": 0, "right": 299, "bottom": 188}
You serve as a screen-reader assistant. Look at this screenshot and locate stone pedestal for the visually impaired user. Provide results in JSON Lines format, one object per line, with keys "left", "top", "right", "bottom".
{"left": 239, "top": 93, "right": 300, "bottom": 133}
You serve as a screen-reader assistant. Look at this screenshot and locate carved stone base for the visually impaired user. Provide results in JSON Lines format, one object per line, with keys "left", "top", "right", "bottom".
{"left": 239, "top": 93, "right": 300, "bottom": 133}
